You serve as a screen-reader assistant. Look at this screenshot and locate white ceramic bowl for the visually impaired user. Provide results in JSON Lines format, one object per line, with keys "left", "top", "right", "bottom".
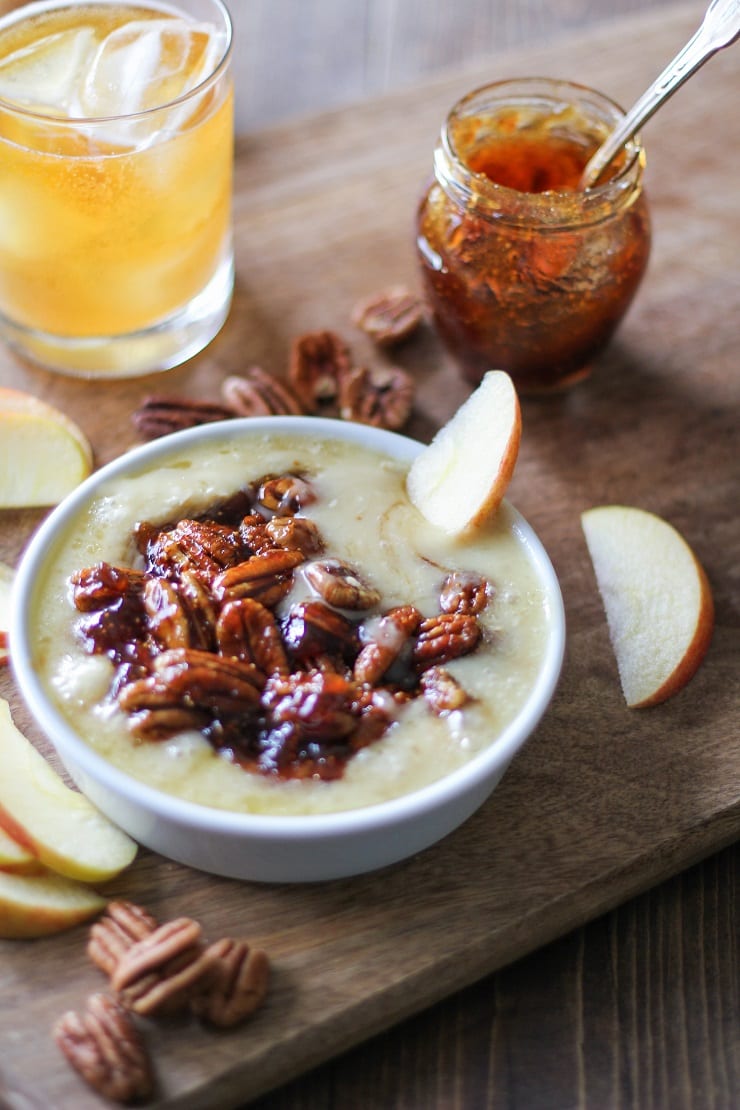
{"left": 10, "top": 417, "right": 565, "bottom": 883}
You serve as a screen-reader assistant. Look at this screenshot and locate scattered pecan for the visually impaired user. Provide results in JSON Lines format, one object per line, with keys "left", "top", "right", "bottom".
{"left": 190, "top": 939, "right": 270, "bottom": 1028}
{"left": 132, "top": 395, "right": 234, "bottom": 440}
{"left": 213, "top": 548, "right": 305, "bottom": 606}
{"left": 221, "top": 367, "right": 305, "bottom": 417}
{"left": 338, "top": 365, "right": 414, "bottom": 431}
{"left": 303, "top": 558, "right": 381, "bottom": 610}
{"left": 216, "top": 598, "right": 289, "bottom": 675}
{"left": 412, "top": 613, "right": 481, "bottom": 670}
{"left": 419, "top": 666, "right": 470, "bottom": 715}
{"left": 353, "top": 605, "right": 422, "bottom": 685}
{"left": 351, "top": 285, "right": 425, "bottom": 346}
{"left": 88, "top": 902, "right": 159, "bottom": 977}
{"left": 112, "top": 918, "right": 215, "bottom": 1017}
{"left": 439, "top": 570, "right": 492, "bottom": 616}
{"left": 288, "top": 330, "right": 351, "bottom": 413}
{"left": 53, "top": 993, "right": 154, "bottom": 1104}
{"left": 266, "top": 514, "right": 324, "bottom": 555}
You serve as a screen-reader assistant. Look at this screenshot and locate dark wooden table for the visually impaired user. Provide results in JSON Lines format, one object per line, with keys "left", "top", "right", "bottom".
{"left": 236, "top": 3, "right": 739, "bottom": 1107}
{"left": 0, "top": 3, "right": 736, "bottom": 1108}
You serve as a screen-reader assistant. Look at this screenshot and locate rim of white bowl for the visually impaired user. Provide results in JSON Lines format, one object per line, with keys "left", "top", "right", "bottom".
{"left": 10, "top": 416, "right": 565, "bottom": 842}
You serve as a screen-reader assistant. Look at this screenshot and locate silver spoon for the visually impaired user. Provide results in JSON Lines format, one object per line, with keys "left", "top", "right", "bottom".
{"left": 580, "top": 0, "right": 740, "bottom": 189}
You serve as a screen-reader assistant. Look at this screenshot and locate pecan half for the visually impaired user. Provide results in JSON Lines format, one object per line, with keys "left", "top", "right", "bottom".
{"left": 221, "top": 367, "right": 305, "bottom": 417}
{"left": 191, "top": 938, "right": 270, "bottom": 1027}
{"left": 439, "top": 570, "right": 492, "bottom": 615}
{"left": 351, "top": 285, "right": 425, "bottom": 346}
{"left": 70, "top": 563, "right": 145, "bottom": 613}
{"left": 147, "top": 519, "right": 244, "bottom": 582}
{"left": 216, "top": 598, "right": 289, "bottom": 676}
{"left": 288, "top": 330, "right": 351, "bottom": 413}
{"left": 338, "top": 365, "right": 414, "bottom": 431}
{"left": 88, "top": 902, "right": 159, "bottom": 977}
{"left": 303, "top": 558, "right": 381, "bottom": 610}
{"left": 419, "top": 666, "right": 470, "bottom": 714}
{"left": 256, "top": 474, "right": 316, "bottom": 514}
{"left": 53, "top": 993, "right": 154, "bottom": 1104}
{"left": 266, "top": 514, "right": 324, "bottom": 555}
{"left": 282, "top": 600, "right": 359, "bottom": 663}
{"left": 153, "top": 649, "right": 264, "bottom": 713}
{"left": 118, "top": 674, "right": 213, "bottom": 740}
{"left": 412, "top": 613, "right": 481, "bottom": 670}
{"left": 213, "top": 548, "right": 305, "bottom": 606}
{"left": 112, "top": 918, "right": 215, "bottom": 1017}
{"left": 132, "top": 394, "right": 234, "bottom": 440}
{"left": 353, "top": 604, "right": 422, "bottom": 685}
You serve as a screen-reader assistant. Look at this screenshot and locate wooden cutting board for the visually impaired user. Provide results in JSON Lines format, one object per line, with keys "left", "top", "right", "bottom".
{"left": 1, "top": 5, "right": 738, "bottom": 1106}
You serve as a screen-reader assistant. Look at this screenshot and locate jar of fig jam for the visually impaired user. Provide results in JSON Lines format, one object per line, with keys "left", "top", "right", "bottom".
{"left": 416, "top": 78, "right": 651, "bottom": 393}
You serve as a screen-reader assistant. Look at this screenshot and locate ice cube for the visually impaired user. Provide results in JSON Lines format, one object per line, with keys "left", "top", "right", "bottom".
{"left": 0, "top": 27, "right": 97, "bottom": 115}
{"left": 81, "top": 19, "right": 224, "bottom": 119}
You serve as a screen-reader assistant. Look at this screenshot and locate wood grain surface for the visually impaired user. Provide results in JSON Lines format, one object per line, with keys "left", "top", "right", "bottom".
{"left": 0, "top": 4, "right": 738, "bottom": 1108}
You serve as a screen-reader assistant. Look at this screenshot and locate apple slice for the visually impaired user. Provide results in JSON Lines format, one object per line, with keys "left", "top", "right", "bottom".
{"left": 0, "top": 866, "right": 105, "bottom": 938}
{"left": 0, "top": 560, "right": 11, "bottom": 665}
{"left": 0, "top": 824, "right": 39, "bottom": 875}
{"left": 0, "top": 697, "right": 137, "bottom": 882}
{"left": 406, "top": 370, "right": 521, "bottom": 534}
{"left": 0, "top": 386, "right": 93, "bottom": 508}
{"left": 581, "top": 505, "right": 714, "bottom": 708}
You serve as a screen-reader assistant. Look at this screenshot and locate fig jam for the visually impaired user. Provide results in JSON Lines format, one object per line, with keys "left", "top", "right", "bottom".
{"left": 416, "top": 79, "right": 651, "bottom": 393}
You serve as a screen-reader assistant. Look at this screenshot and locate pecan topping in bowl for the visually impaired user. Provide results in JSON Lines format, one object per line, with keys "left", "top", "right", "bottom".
{"left": 68, "top": 470, "right": 491, "bottom": 781}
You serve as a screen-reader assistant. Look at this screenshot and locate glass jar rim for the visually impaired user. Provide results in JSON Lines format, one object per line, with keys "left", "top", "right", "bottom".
{"left": 0, "top": 0, "right": 233, "bottom": 125}
{"left": 435, "top": 76, "right": 646, "bottom": 229}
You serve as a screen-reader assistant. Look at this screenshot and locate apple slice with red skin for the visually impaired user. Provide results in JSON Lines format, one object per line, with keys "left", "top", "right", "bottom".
{"left": 406, "top": 370, "right": 521, "bottom": 535}
{"left": 581, "top": 505, "right": 714, "bottom": 708}
{"left": 0, "top": 867, "right": 105, "bottom": 938}
{"left": 0, "top": 697, "right": 137, "bottom": 883}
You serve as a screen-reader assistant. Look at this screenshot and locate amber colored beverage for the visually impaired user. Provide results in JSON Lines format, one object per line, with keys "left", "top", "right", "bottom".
{"left": 0, "top": 0, "right": 233, "bottom": 377}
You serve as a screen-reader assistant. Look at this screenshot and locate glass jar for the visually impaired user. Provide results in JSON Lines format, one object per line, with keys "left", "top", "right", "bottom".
{"left": 416, "top": 78, "right": 651, "bottom": 393}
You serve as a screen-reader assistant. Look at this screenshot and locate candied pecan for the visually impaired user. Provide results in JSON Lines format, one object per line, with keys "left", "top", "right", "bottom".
{"left": 221, "top": 367, "right": 305, "bottom": 417}
{"left": 70, "top": 563, "right": 145, "bottom": 613}
{"left": 216, "top": 598, "right": 289, "bottom": 676}
{"left": 153, "top": 649, "right": 264, "bottom": 713}
{"left": 256, "top": 474, "right": 316, "bottom": 514}
{"left": 88, "top": 902, "right": 159, "bottom": 977}
{"left": 439, "top": 570, "right": 492, "bottom": 615}
{"left": 303, "top": 558, "right": 381, "bottom": 611}
{"left": 338, "top": 365, "right": 414, "bottom": 431}
{"left": 112, "top": 918, "right": 216, "bottom": 1017}
{"left": 266, "top": 514, "right": 323, "bottom": 555}
{"left": 353, "top": 605, "right": 423, "bottom": 685}
{"left": 282, "top": 601, "right": 359, "bottom": 663}
{"left": 351, "top": 285, "right": 425, "bottom": 346}
{"left": 239, "top": 513, "right": 276, "bottom": 554}
{"left": 288, "top": 330, "right": 351, "bottom": 413}
{"left": 132, "top": 394, "right": 234, "bottom": 440}
{"left": 260, "top": 670, "right": 359, "bottom": 776}
{"left": 412, "top": 613, "right": 481, "bottom": 670}
{"left": 191, "top": 938, "right": 270, "bottom": 1028}
{"left": 143, "top": 577, "right": 191, "bottom": 650}
{"left": 149, "top": 519, "right": 244, "bottom": 582}
{"left": 213, "top": 548, "right": 305, "bottom": 606}
{"left": 53, "top": 993, "right": 154, "bottom": 1104}
{"left": 118, "top": 676, "right": 212, "bottom": 739}
{"left": 419, "top": 666, "right": 470, "bottom": 715}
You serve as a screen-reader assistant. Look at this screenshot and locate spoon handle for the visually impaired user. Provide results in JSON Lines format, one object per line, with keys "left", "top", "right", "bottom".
{"left": 580, "top": 0, "right": 740, "bottom": 189}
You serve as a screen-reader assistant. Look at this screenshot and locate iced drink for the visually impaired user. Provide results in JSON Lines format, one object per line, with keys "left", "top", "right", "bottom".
{"left": 0, "top": 0, "right": 233, "bottom": 376}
